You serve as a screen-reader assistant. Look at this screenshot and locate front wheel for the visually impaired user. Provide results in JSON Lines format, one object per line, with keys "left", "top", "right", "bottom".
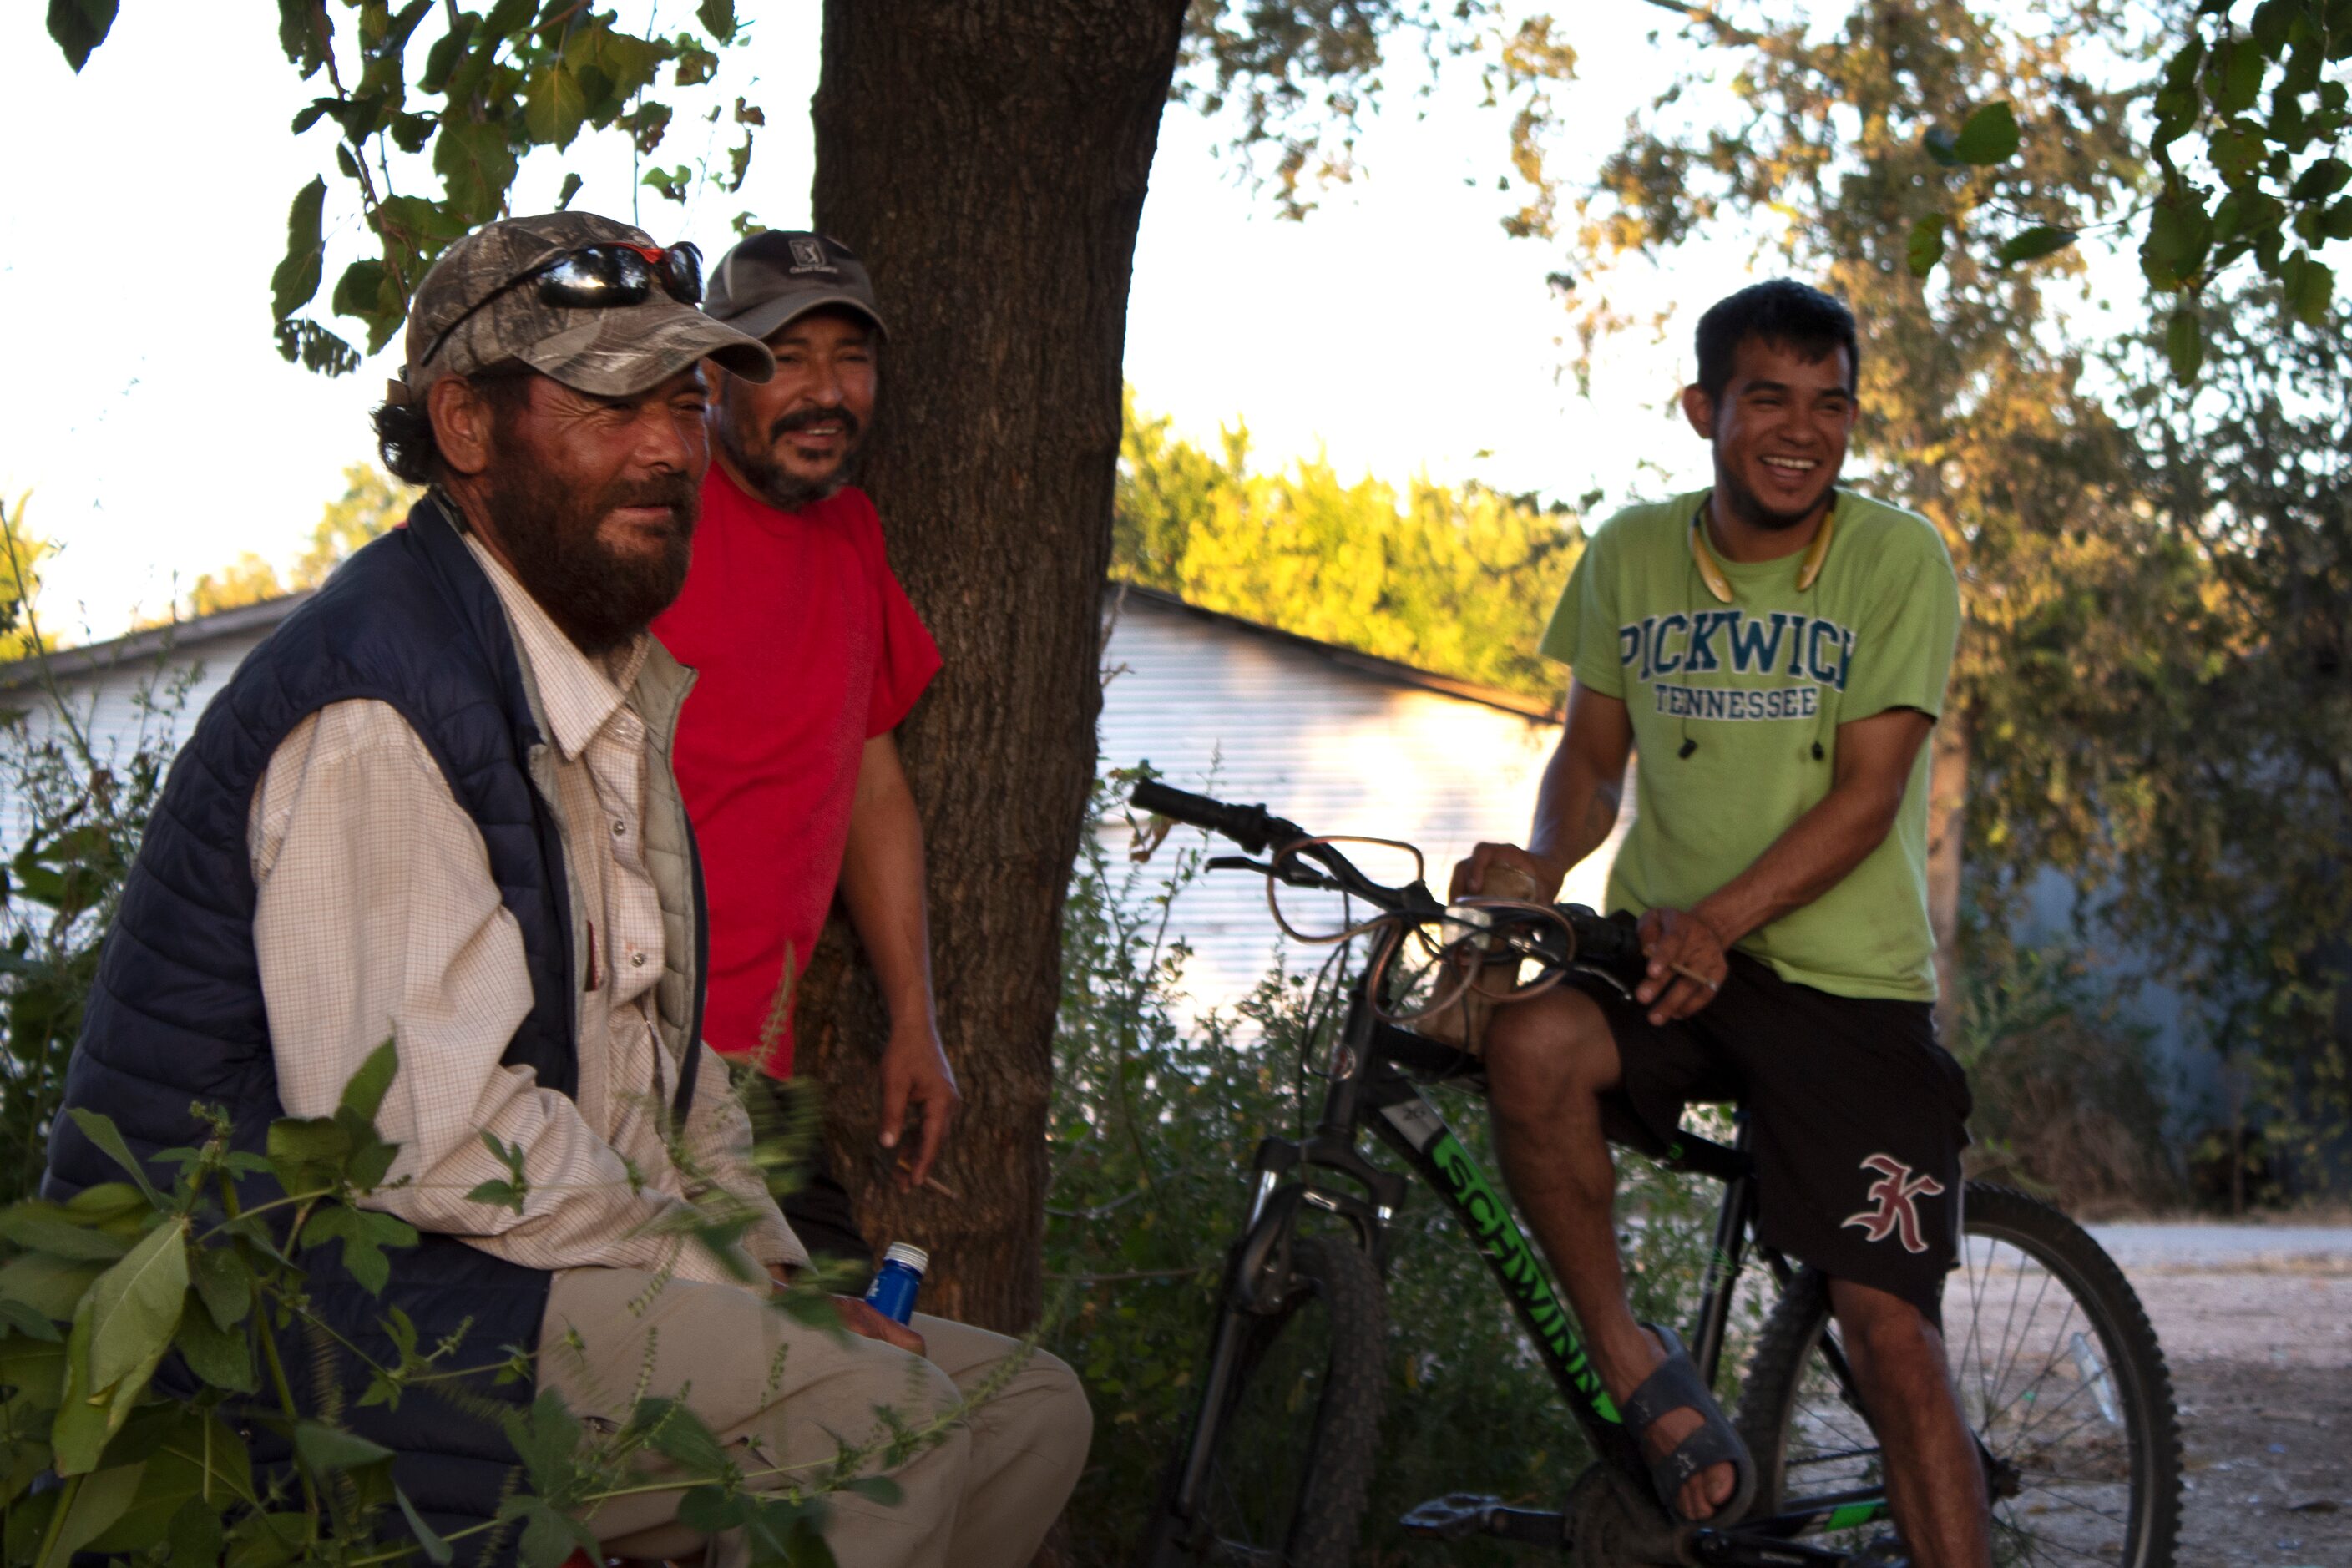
{"left": 1139, "top": 1233, "right": 1387, "bottom": 1568}
{"left": 1737, "top": 1182, "right": 2183, "bottom": 1567}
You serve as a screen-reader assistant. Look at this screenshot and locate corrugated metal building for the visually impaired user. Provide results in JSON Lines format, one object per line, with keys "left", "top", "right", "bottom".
{"left": 0, "top": 584, "right": 1609, "bottom": 1014}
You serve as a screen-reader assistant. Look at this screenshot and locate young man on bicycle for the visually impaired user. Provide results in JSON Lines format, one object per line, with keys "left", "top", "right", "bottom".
{"left": 1456, "top": 281, "right": 1986, "bottom": 1566}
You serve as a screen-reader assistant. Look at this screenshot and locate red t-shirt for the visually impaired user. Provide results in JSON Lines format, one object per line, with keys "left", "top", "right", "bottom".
{"left": 655, "top": 468, "right": 941, "bottom": 1076}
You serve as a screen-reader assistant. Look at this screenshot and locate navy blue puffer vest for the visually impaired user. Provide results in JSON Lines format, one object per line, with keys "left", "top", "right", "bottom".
{"left": 44, "top": 495, "right": 681, "bottom": 1560}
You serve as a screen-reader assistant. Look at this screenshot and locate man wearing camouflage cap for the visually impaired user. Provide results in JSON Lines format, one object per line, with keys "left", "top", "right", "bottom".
{"left": 43, "top": 211, "right": 1082, "bottom": 1568}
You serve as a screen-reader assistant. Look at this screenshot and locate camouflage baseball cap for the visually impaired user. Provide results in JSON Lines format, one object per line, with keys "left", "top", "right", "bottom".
{"left": 393, "top": 211, "right": 773, "bottom": 402}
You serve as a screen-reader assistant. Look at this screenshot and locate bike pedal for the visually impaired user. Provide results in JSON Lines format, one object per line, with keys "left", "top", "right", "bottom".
{"left": 1399, "top": 1493, "right": 1565, "bottom": 1545}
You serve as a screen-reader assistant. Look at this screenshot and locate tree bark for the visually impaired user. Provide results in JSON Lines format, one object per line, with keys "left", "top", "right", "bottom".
{"left": 800, "top": 1, "right": 1190, "bottom": 1336}
{"left": 1926, "top": 701, "right": 1970, "bottom": 1048}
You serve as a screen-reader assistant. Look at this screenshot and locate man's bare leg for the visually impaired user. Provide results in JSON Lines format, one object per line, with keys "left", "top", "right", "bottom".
{"left": 1828, "top": 1280, "right": 1991, "bottom": 1568}
{"left": 1483, "top": 989, "right": 1735, "bottom": 1520}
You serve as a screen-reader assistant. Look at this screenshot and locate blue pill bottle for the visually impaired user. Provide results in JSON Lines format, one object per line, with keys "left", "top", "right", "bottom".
{"left": 862, "top": 1242, "right": 929, "bottom": 1325}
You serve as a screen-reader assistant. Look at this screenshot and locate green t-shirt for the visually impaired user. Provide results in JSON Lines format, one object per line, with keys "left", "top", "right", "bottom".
{"left": 1540, "top": 488, "right": 1959, "bottom": 1001}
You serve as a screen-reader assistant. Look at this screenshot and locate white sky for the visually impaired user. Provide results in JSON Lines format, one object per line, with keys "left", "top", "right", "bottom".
{"left": 0, "top": 5, "right": 1883, "bottom": 640}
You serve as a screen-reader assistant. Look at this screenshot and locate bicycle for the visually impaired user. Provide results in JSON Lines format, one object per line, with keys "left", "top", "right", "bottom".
{"left": 1125, "top": 779, "right": 2183, "bottom": 1568}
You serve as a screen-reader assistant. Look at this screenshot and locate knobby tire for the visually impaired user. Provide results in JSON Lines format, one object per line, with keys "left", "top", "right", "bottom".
{"left": 1142, "top": 1233, "right": 1386, "bottom": 1568}
{"left": 1736, "top": 1181, "right": 2183, "bottom": 1568}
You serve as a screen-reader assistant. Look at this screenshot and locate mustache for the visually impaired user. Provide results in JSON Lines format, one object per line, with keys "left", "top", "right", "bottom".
{"left": 599, "top": 472, "right": 699, "bottom": 527}
{"left": 770, "top": 405, "right": 862, "bottom": 443}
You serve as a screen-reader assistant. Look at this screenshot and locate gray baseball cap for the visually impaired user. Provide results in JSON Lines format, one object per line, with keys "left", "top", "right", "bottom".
{"left": 392, "top": 212, "right": 774, "bottom": 404}
{"left": 705, "top": 230, "right": 888, "bottom": 342}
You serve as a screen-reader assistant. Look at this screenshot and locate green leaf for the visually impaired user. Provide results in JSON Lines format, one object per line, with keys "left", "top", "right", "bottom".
{"left": 65, "top": 1110, "right": 162, "bottom": 1208}
{"left": 45, "top": 0, "right": 118, "bottom": 73}
{"left": 1950, "top": 101, "right": 2021, "bottom": 165}
{"left": 291, "top": 1420, "right": 395, "bottom": 1472}
{"left": 269, "top": 178, "right": 330, "bottom": 324}
{"left": 464, "top": 1179, "right": 525, "bottom": 1213}
{"left": 640, "top": 1396, "right": 732, "bottom": 1474}
{"left": 2143, "top": 191, "right": 2216, "bottom": 287}
{"left": 85, "top": 1217, "right": 186, "bottom": 1393}
{"left": 172, "top": 1301, "right": 255, "bottom": 1393}
{"left": 2251, "top": 0, "right": 2296, "bottom": 53}
{"left": 339, "top": 1039, "right": 400, "bottom": 1124}
{"left": 51, "top": 1293, "right": 109, "bottom": 1474}
{"left": 395, "top": 1485, "right": 455, "bottom": 1565}
{"left": 0, "top": 1333, "right": 68, "bottom": 1409}
{"left": 0, "top": 1298, "right": 62, "bottom": 1343}
{"left": 503, "top": 1390, "right": 585, "bottom": 1495}
{"left": 696, "top": 0, "right": 739, "bottom": 43}
{"left": 1905, "top": 214, "right": 1949, "bottom": 277}
{"left": 0, "top": 1203, "right": 131, "bottom": 1262}
{"left": 0, "top": 1253, "right": 109, "bottom": 1319}
{"left": 2165, "top": 309, "right": 2205, "bottom": 384}
{"left": 298, "top": 1205, "right": 416, "bottom": 1296}
{"left": 164, "top": 1497, "right": 225, "bottom": 1567}
{"left": 331, "top": 259, "right": 391, "bottom": 320}
{"left": 276, "top": 0, "right": 328, "bottom": 77}
{"left": 556, "top": 172, "right": 584, "bottom": 210}
{"left": 267, "top": 1115, "right": 351, "bottom": 1198}
{"left": 524, "top": 63, "right": 589, "bottom": 149}
{"left": 2284, "top": 252, "right": 2334, "bottom": 323}
{"left": 2290, "top": 155, "right": 2351, "bottom": 200}
{"left": 1995, "top": 225, "right": 2080, "bottom": 267}
{"left": 512, "top": 1497, "right": 598, "bottom": 1568}
{"left": 434, "top": 115, "right": 519, "bottom": 223}
{"left": 189, "top": 1243, "right": 252, "bottom": 1330}
{"left": 44, "top": 1459, "right": 144, "bottom": 1561}
{"left": 2213, "top": 38, "right": 2267, "bottom": 114}
{"left": 420, "top": 15, "right": 478, "bottom": 94}
{"left": 224, "top": 1510, "right": 309, "bottom": 1568}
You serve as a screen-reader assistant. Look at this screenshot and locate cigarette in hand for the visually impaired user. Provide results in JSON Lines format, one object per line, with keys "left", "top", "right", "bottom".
{"left": 894, "top": 1159, "right": 962, "bottom": 1201}
{"left": 1667, "top": 961, "right": 1719, "bottom": 993}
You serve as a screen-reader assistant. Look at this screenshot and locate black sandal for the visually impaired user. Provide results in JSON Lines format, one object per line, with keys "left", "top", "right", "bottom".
{"left": 1622, "top": 1323, "right": 1758, "bottom": 1525}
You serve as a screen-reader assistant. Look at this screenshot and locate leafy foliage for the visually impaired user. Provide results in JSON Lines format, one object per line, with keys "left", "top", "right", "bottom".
{"left": 59, "top": 5, "right": 766, "bottom": 374}
{"left": 0, "top": 501, "right": 58, "bottom": 665}
{"left": 1970, "top": 286, "right": 2352, "bottom": 1184}
{"left": 1047, "top": 769, "right": 1738, "bottom": 1560}
{"left": 2138, "top": 0, "right": 2352, "bottom": 380}
{"left": 1954, "top": 923, "right": 2183, "bottom": 1216}
{"left": 1114, "top": 392, "right": 1582, "bottom": 701}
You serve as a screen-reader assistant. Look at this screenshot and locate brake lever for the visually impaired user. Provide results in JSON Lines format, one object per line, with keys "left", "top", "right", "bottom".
{"left": 1206, "top": 854, "right": 1340, "bottom": 890}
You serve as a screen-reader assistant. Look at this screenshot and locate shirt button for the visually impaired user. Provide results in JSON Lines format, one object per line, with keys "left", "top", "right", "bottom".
{"left": 611, "top": 820, "right": 627, "bottom": 837}
{"left": 630, "top": 952, "right": 648, "bottom": 969}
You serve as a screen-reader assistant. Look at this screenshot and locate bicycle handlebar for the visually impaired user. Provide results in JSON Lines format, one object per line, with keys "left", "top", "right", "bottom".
{"left": 1130, "top": 779, "right": 1297, "bottom": 857}
{"left": 1128, "top": 779, "right": 1645, "bottom": 981}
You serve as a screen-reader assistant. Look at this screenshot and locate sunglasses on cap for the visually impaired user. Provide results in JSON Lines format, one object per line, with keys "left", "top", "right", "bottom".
{"left": 419, "top": 240, "right": 706, "bottom": 370}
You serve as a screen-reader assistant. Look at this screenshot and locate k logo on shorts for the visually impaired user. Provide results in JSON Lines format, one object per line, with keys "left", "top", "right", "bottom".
{"left": 1841, "top": 1152, "right": 1945, "bottom": 1254}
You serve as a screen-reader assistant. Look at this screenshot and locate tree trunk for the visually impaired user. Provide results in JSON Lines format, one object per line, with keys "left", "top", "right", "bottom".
{"left": 1926, "top": 701, "right": 1970, "bottom": 1048}
{"left": 800, "top": 0, "right": 1190, "bottom": 1336}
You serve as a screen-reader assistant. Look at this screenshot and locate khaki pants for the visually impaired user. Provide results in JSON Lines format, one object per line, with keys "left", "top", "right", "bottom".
{"left": 537, "top": 1267, "right": 1092, "bottom": 1568}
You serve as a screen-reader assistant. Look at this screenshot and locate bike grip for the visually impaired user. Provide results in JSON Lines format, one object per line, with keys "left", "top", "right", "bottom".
{"left": 1130, "top": 780, "right": 1267, "bottom": 847}
{"left": 1567, "top": 907, "right": 1645, "bottom": 970}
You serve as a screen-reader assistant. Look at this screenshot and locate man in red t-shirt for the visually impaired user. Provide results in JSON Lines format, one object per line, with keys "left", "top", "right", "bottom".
{"left": 654, "top": 230, "right": 959, "bottom": 1262}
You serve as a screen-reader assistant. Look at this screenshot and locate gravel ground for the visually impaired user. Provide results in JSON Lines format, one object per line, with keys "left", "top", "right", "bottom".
{"left": 2087, "top": 1226, "right": 2352, "bottom": 1567}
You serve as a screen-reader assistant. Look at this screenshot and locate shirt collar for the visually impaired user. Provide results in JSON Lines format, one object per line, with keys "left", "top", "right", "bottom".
{"left": 461, "top": 530, "right": 649, "bottom": 762}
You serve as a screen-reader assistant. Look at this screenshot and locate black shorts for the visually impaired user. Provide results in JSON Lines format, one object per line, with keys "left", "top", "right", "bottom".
{"left": 1575, "top": 950, "right": 1972, "bottom": 1325}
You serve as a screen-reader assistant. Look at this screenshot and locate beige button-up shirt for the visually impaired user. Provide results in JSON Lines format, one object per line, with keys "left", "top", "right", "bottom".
{"left": 248, "top": 530, "right": 803, "bottom": 1286}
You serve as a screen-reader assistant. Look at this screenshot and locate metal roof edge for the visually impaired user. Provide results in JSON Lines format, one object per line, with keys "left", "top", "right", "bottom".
{"left": 1105, "top": 580, "right": 1563, "bottom": 723}
{"left": 0, "top": 591, "right": 312, "bottom": 693}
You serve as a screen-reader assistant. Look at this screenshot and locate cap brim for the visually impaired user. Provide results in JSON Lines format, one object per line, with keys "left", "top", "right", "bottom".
{"left": 720, "top": 291, "right": 888, "bottom": 346}
{"left": 519, "top": 294, "right": 776, "bottom": 395}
